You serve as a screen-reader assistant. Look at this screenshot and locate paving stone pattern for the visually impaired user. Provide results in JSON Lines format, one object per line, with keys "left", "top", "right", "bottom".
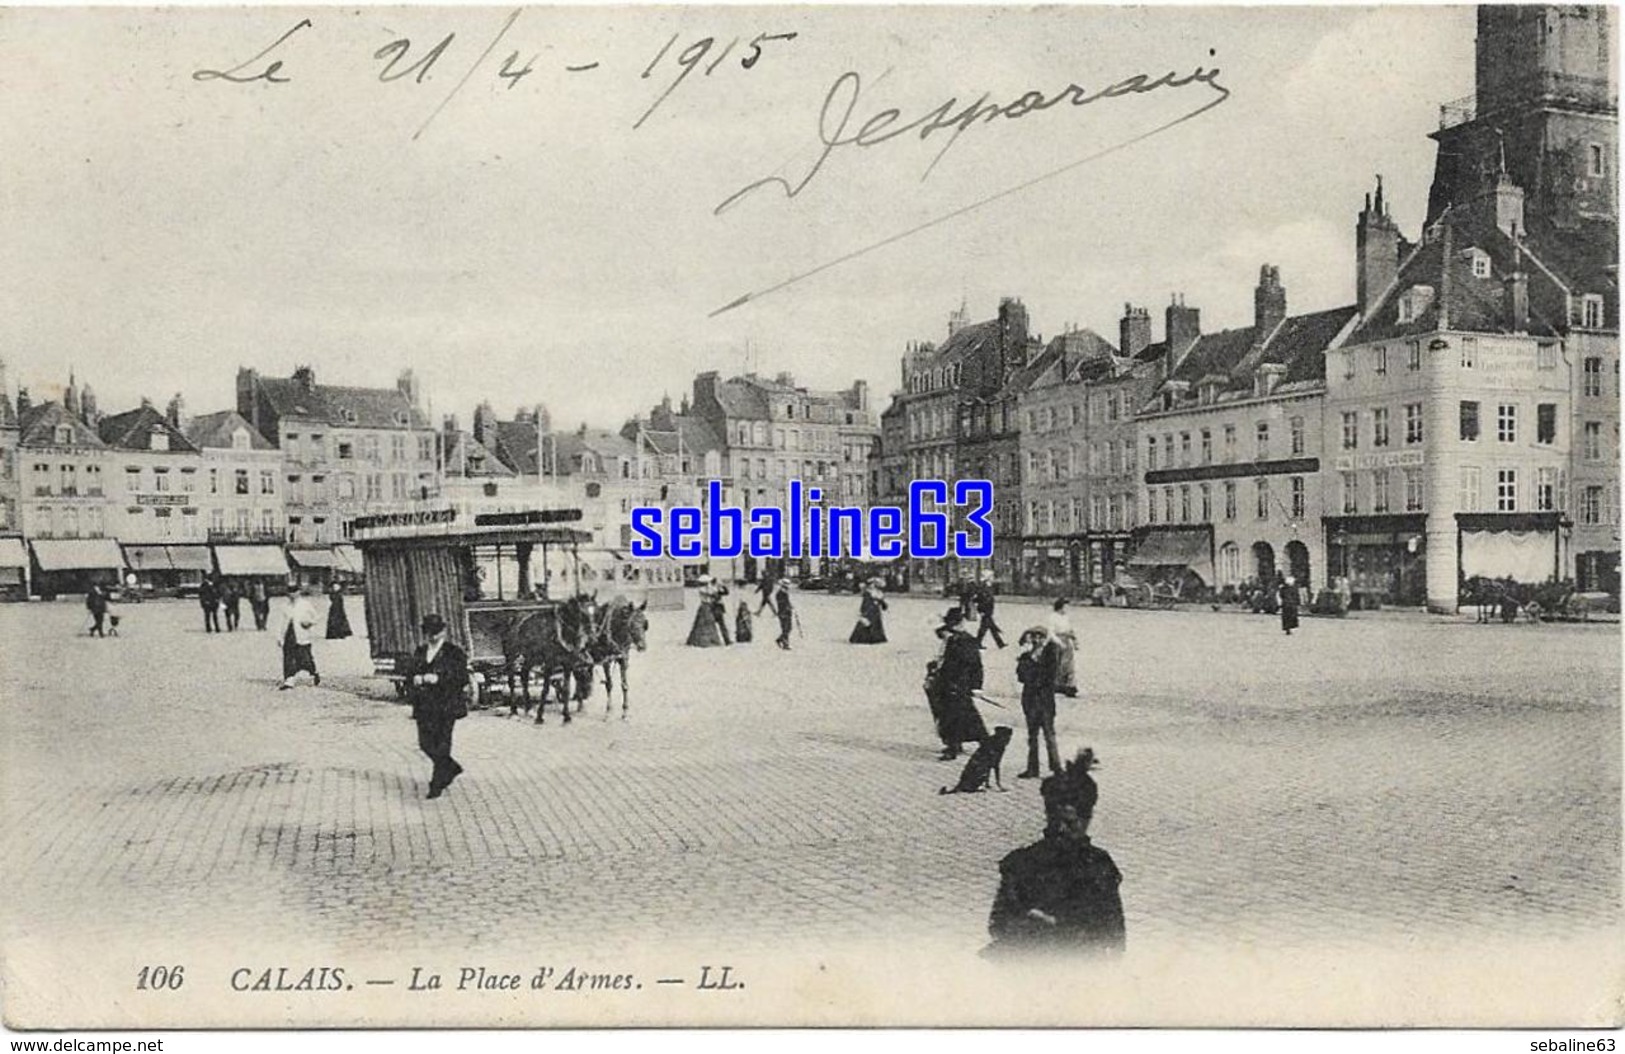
{"left": 1, "top": 593, "right": 1618, "bottom": 964}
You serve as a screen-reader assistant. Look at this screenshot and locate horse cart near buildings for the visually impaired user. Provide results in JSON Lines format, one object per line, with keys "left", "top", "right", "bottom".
{"left": 353, "top": 509, "right": 597, "bottom": 715}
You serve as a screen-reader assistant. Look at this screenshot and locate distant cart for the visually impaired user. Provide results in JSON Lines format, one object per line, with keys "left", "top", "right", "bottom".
{"left": 353, "top": 509, "right": 594, "bottom": 705}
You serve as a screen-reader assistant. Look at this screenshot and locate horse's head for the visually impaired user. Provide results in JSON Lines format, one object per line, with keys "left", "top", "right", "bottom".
{"left": 626, "top": 599, "right": 649, "bottom": 652}
{"left": 560, "top": 593, "right": 600, "bottom": 653}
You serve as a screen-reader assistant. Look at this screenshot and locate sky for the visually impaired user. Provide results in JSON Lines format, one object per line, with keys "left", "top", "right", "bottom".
{"left": 0, "top": 4, "right": 1477, "bottom": 430}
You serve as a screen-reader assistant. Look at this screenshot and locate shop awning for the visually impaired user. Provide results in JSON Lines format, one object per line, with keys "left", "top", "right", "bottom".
{"left": 288, "top": 548, "right": 340, "bottom": 569}
{"left": 166, "top": 545, "right": 213, "bottom": 572}
{"left": 212, "top": 545, "right": 289, "bottom": 577}
{"left": 31, "top": 538, "right": 127, "bottom": 573}
{"left": 0, "top": 537, "right": 31, "bottom": 569}
{"left": 332, "top": 545, "right": 363, "bottom": 575}
{"left": 1128, "top": 530, "right": 1214, "bottom": 583}
{"left": 123, "top": 544, "right": 173, "bottom": 570}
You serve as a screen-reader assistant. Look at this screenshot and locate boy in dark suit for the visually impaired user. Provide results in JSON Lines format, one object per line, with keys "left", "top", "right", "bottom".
{"left": 406, "top": 613, "right": 470, "bottom": 800}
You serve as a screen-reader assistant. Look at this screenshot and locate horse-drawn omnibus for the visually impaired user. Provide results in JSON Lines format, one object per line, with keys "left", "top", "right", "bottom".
{"left": 573, "top": 548, "right": 686, "bottom": 611}
{"left": 353, "top": 509, "right": 595, "bottom": 709}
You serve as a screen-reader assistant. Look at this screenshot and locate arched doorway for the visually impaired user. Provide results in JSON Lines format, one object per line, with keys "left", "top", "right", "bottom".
{"left": 1252, "top": 541, "right": 1276, "bottom": 585}
{"left": 1285, "top": 540, "right": 1311, "bottom": 587}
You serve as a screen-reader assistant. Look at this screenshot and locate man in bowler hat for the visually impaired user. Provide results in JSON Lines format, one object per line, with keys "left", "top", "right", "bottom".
{"left": 407, "top": 613, "right": 470, "bottom": 800}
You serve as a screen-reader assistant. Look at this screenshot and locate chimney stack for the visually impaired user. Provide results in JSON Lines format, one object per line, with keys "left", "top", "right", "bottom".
{"left": 1119, "top": 304, "right": 1152, "bottom": 359}
{"left": 293, "top": 365, "right": 316, "bottom": 392}
{"left": 1357, "top": 176, "right": 1401, "bottom": 315}
{"left": 166, "top": 393, "right": 187, "bottom": 433}
{"left": 1253, "top": 265, "right": 1287, "bottom": 342}
{"left": 1164, "top": 295, "right": 1201, "bottom": 377}
{"left": 397, "top": 368, "right": 420, "bottom": 409}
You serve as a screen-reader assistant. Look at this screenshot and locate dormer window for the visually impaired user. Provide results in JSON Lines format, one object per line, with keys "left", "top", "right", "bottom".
{"left": 1397, "top": 285, "right": 1435, "bottom": 323}
{"left": 150, "top": 428, "right": 169, "bottom": 453}
{"left": 54, "top": 425, "right": 71, "bottom": 445}
{"left": 1466, "top": 248, "right": 1492, "bottom": 279}
{"left": 1581, "top": 294, "right": 1604, "bottom": 329}
{"left": 393, "top": 411, "right": 408, "bottom": 426}
{"left": 232, "top": 429, "right": 251, "bottom": 451}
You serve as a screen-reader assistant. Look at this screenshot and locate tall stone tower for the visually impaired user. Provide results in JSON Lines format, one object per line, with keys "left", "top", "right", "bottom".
{"left": 1428, "top": 5, "right": 1617, "bottom": 229}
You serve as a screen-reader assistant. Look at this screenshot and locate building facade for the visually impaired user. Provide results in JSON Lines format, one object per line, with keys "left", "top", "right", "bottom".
{"left": 236, "top": 366, "right": 441, "bottom": 545}
{"left": 181, "top": 406, "right": 286, "bottom": 544}
{"left": 1137, "top": 270, "right": 1356, "bottom": 598}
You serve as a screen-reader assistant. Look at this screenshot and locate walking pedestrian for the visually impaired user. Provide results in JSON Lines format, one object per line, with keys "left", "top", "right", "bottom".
{"left": 249, "top": 579, "right": 270, "bottom": 631}
{"left": 1046, "top": 597, "right": 1079, "bottom": 698}
{"left": 772, "top": 579, "right": 795, "bottom": 650}
{"left": 406, "top": 612, "right": 469, "bottom": 800}
{"left": 848, "top": 579, "right": 889, "bottom": 644}
{"left": 685, "top": 576, "right": 728, "bottom": 647}
{"left": 974, "top": 577, "right": 1006, "bottom": 649}
{"left": 278, "top": 587, "right": 321, "bottom": 689}
{"left": 986, "top": 748, "right": 1123, "bottom": 958}
{"left": 199, "top": 574, "right": 221, "bottom": 633}
{"left": 710, "top": 578, "right": 732, "bottom": 646}
{"left": 1015, "top": 627, "right": 1063, "bottom": 779}
{"left": 324, "top": 580, "right": 353, "bottom": 640}
{"left": 935, "top": 608, "right": 990, "bottom": 760}
{"left": 221, "top": 579, "right": 242, "bottom": 632}
{"left": 1278, "top": 574, "right": 1301, "bottom": 636}
{"left": 84, "top": 583, "right": 108, "bottom": 638}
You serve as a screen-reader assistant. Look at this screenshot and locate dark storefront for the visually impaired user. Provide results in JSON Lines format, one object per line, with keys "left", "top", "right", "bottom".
{"left": 1325, "top": 514, "right": 1427, "bottom": 607}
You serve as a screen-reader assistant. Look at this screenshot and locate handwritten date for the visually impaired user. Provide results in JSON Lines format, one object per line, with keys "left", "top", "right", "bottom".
{"left": 191, "top": 13, "right": 797, "bottom": 139}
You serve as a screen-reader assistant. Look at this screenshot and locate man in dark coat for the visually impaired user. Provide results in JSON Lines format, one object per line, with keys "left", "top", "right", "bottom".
{"left": 406, "top": 613, "right": 470, "bottom": 800}
{"left": 935, "top": 608, "right": 989, "bottom": 760}
{"left": 1016, "top": 627, "right": 1063, "bottom": 778}
{"left": 1278, "top": 575, "right": 1301, "bottom": 635}
{"left": 849, "top": 581, "right": 888, "bottom": 644}
{"left": 987, "top": 749, "right": 1123, "bottom": 957}
{"left": 85, "top": 584, "right": 108, "bottom": 637}
{"left": 221, "top": 580, "right": 242, "bottom": 632}
{"left": 199, "top": 575, "right": 221, "bottom": 633}
{"left": 772, "top": 579, "right": 795, "bottom": 650}
{"left": 974, "top": 580, "right": 1006, "bottom": 649}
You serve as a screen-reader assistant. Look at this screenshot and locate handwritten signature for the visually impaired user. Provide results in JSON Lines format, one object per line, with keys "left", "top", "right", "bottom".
{"left": 714, "top": 61, "right": 1230, "bottom": 215}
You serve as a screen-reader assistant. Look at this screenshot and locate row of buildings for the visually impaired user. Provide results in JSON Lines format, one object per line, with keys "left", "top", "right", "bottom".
{"left": 0, "top": 358, "right": 882, "bottom": 596}
{"left": 0, "top": 7, "right": 1614, "bottom": 614}
{"left": 874, "top": 5, "right": 1619, "bottom": 612}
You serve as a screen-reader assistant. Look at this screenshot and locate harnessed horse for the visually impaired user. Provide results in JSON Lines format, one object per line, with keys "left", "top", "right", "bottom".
{"left": 588, "top": 596, "right": 648, "bottom": 720}
{"left": 502, "top": 593, "right": 600, "bottom": 725}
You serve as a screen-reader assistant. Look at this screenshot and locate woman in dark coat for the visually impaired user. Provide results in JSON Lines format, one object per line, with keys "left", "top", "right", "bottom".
{"left": 849, "top": 582, "right": 888, "bottom": 644}
{"left": 933, "top": 609, "right": 990, "bottom": 760}
{"left": 325, "top": 581, "right": 353, "bottom": 640}
{"left": 1278, "top": 575, "right": 1300, "bottom": 635}
{"left": 735, "top": 600, "right": 754, "bottom": 643}
{"left": 686, "top": 578, "right": 728, "bottom": 647}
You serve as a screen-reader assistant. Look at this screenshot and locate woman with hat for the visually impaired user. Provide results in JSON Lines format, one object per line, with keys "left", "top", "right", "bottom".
{"left": 929, "top": 607, "right": 990, "bottom": 760}
{"left": 685, "top": 575, "right": 729, "bottom": 647}
{"left": 406, "top": 612, "right": 470, "bottom": 800}
{"left": 848, "top": 579, "right": 889, "bottom": 645}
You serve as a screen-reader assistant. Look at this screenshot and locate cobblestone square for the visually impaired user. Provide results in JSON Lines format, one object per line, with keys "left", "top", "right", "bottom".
{"left": 1, "top": 592, "right": 1620, "bottom": 1027}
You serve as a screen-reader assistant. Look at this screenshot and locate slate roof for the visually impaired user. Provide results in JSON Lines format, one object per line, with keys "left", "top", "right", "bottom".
{"left": 1345, "top": 206, "right": 1583, "bottom": 345}
{"left": 444, "top": 430, "right": 516, "bottom": 478}
{"left": 632, "top": 415, "right": 724, "bottom": 458}
{"left": 711, "top": 379, "right": 772, "bottom": 419}
{"left": 1144, "top": 302, "right": 1355, "bottom": 412}
{"left": 17, "top": 402, "right": 106, "bottom": 449}
{"left": 97, "top": 405, "right": 202, "bottom": 453}
{"left": 548, "top": 430, "right": 639, "bottom": 477}
{"left": 256, "top": 377, "right": 430, "bottom": 431}
{"left": 184, "top": 410, "right": 275, "bottom": 451}
{"left": 490, "top": 419, "right": 545, "bottom": 475}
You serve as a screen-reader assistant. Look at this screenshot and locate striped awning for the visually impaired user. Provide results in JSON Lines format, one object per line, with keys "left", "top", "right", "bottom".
{"left": 31, "top": 538, "right": 127, "bottom": 572}
{"left": 0, "top": 537, "right": 28, "bottom": 569}
{"left": 213, "top": 545, "right": 289, "bottom": 577}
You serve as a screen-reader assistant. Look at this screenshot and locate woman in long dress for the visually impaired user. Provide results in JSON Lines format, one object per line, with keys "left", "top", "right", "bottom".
{"left": 849, "top": 581, "right": 889, "bottom": 644}
{"left": 686, "top": 577, "right": 728, "bottom": 647}
{"left": 325, "top": 580, "right": 353, "bottom": 640}
{"left": 735, "top": 600, "right": 754, "bottom": 643}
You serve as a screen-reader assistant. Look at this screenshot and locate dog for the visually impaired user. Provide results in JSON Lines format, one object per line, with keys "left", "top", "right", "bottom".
{"left": 106, "top": 614, "right": 121, "bottom": 637}
{"left": 939, "top": 726, "right": 1013, "bottom": 794}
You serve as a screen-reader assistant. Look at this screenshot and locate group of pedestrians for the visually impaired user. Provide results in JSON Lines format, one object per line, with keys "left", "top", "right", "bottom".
{"left": 684, "top": 574, "right": 797, "bottom": 651}
{"left": 196, "top": 574, "right": 282, "bottom": 634}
